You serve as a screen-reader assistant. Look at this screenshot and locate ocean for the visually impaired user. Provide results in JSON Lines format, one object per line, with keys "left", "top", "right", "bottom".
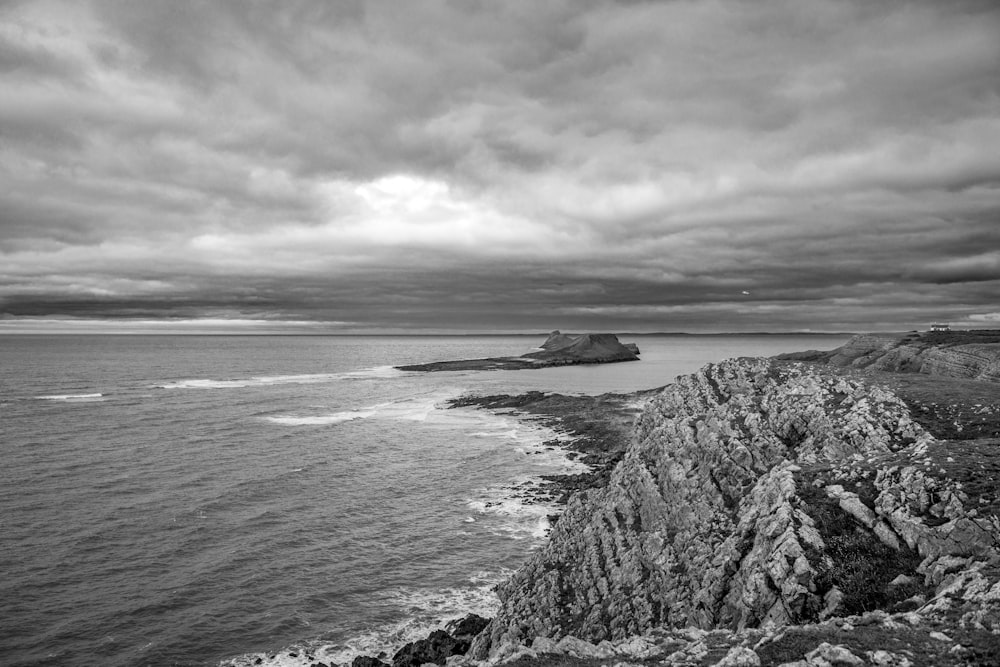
{"left": 0, "top": 333, "right": 849, "bottom": 667}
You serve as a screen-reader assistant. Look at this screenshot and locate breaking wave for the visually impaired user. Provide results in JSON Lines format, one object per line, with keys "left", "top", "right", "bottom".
{"left": 264, "top": 410, "right": 377, "bottom": 426}
{"left": 156, "top": 366, "right": 406, "bottom": 390}
{"left": 220, "top": 571, "right": 508, "bottom": 667}
{"left": 34, "top": 393, "right": 105, "bottom": 402}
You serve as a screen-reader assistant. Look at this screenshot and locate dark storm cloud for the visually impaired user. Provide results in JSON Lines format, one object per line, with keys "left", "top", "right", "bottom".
{"left": 1, "top": 0, "right": 999, "bottom": 332}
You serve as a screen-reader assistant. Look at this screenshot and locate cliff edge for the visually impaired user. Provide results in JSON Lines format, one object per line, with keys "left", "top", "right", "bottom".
{"left": 777, "top": 330, "right": 1000, "bottom": 383}
{"left": 468, "top": 358, "right": 1000, "bottom": 664}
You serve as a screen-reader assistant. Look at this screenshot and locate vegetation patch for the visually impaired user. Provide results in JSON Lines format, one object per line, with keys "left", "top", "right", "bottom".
{"left": 920, "top": 438, "right": 1000, "bottom": 518}
{"left": 795, "top": 476, "right": 926, "bottom": 616}
{"left": 757, "top": 623, "right": 1000, "bottom": 667}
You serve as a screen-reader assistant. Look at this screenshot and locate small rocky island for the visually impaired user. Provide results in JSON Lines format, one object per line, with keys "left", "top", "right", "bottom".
{"left": 343, "top": 330, "right": 1000, "bottom": 667}
{"left": 396, "top": 331, "right": 639, "bottom": 372}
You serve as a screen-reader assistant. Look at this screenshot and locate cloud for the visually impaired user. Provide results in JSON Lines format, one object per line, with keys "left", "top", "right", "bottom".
{"left": 1, "top": 0, "right": 999, "bottom": 332}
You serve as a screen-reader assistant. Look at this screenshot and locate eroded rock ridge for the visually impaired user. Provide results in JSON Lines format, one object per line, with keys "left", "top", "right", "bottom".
{"left": 471, "top": 358, "right": 1000, "bottom": 661}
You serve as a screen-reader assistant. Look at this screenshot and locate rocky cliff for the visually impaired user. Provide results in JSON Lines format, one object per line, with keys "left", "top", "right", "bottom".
{"left": 470, "top": 358, "right": 1000, "bottom": 662}
{"left": 778, "top": 330, "right": 1000, "bottom": 383}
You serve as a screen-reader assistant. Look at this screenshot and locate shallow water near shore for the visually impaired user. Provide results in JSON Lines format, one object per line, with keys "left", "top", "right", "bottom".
{"left": 0, "top": 333, "right": 848, "bottom": 666}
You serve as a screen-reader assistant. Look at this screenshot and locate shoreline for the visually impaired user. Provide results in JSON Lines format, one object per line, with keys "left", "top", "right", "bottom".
{"left": 258, "top": 335, "right": 1000, "bottom": 667}
{"left": 447, "top": 389, "right": 656, "bottom": 506}
{"left": 329, "top": 391, "right": 653, "bottom": 667}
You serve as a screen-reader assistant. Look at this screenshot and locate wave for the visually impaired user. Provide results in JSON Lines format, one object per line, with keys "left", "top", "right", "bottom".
{"left": 265, "top": 391, "right": 566, "bottom": 429}
{"left": 156, "top": 366, "right": 407, "bottom": 390}
{"left": 340, "top": 365, "right": 407, "bottom": 380}
{"left": 467, "top": 490, "right": 556, "bottom": 540}
{"left": 220, "top": 571, "right": 507, "bottom": 667}
{"left": 34, "top": 393, "right": 105, "bottom": 402}
{"left": 264, "top": 410, "right": 377, "bottom": 426}
{"left": 156, "top": 374, "right": 340, "bottom": 390}
{"left": 463, "top": 426, "right": 591, "bottom": 541}
{"left": 264, "top": 394, "right": 450, "bottom": 427}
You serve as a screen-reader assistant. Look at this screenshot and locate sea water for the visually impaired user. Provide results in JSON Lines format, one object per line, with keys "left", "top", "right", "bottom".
{"left": 0, "top": 334, "right": 848, "bottom": 666}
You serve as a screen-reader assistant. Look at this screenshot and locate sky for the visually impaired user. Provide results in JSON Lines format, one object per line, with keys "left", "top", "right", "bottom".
{"left": 1, "top": 0, "right": 999, "bottom": 334}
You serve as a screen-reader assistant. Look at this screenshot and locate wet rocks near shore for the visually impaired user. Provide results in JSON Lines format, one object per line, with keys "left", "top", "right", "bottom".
{"left": 396, "top": 331, "right": 639, "bottom": 372}
{"left": 351, "top": 615, "right": 491, "bottom": 667}
{"left": 448, "top": 390, "right": 651, "bottom": 504}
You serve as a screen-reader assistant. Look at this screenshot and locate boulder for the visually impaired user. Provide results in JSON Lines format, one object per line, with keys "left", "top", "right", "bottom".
{"left": 352, "top": 657, "right": 390, "bottom": 667}
{"left": 444, "top": 614, "right": 490, "bottom": 643}
{"left": 392, "top": 630, "right": 463, "bottom": 667}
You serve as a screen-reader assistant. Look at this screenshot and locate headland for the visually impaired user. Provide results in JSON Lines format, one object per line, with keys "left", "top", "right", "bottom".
{"left": 349, "top": 331, "right": 1000, "bottom": 667}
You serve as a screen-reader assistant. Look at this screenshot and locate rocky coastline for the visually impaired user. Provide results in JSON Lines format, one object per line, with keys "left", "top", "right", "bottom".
{"left": 350, "top": 334, "right": 1000, "bottom": 667}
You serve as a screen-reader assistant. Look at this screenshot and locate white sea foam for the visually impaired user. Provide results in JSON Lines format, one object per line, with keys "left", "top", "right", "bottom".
{"left": 469, "top": 428, "right": 520, "bottom": 439}
{"left": 340, "top": 365, "right": 407, "bottom": 379}
{"left": 264, "top": 393, "right": 452, "bottom": 427}
{"left": 466, "top": 491, "right": 558, "bottom": 541}
{"left": 34, "top": 393, "right": 105, "bottom": 401}
{"left": 264, "top": 410, "right": 376, "bottom": 426}
{"left": 156, "top": 374, "right": 340, "bottom": 389}
{"left": 462, "top": 416, "right": 590, "bottom": 542}
{"left": 157, "top": 366, "right": 407, "bottom": 390}
{"left": 220, "top": 571, "right": 508, "bottom": 667}
{"left": 465, "top": 417, "right": 586, "bottom": 474}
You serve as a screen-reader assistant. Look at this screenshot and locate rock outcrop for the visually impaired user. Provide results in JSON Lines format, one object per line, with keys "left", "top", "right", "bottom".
{"left": 525, "top": 331, "right": 639, "bottom": 364}
{"left": 468, "top": 358, "right": 1000, "bottom": 661}
{"left": 397, "top": 331, "right": 638, "bottom": 372}
{"left": 778, "top": 330, "right": 1000, "bottom": 383}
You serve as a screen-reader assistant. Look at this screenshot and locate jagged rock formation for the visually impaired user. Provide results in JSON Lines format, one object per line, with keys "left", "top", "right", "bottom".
{"left": 469, "top": 358, "right": 1000, "bottom": 661}
{"left": 778, "top": 330, "right": 1000, "bottom": 383}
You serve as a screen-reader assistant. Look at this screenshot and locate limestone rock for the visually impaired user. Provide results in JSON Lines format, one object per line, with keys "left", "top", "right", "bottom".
{"left": 613, "top": 635, "right": 661, "bottom": 658}
{"left": 804, "top": 642, "right": 864, "bottom": 665}
{"left": 553, "top": 635, "right": 615, "bottom": 658}
{"left": 465, "top": 355, "right": 1000, "bottom": 661}
{"left": 478, "top": 359, "right": 936, "bottom": 654}
{"left": 528, "top": 636, "right": 560, "bottom": 654}
{"left": 866, "top": 649, "right": 913, "bottom": 666}
{"left": 713, "top": 646, "right": 761, "bottom": 666}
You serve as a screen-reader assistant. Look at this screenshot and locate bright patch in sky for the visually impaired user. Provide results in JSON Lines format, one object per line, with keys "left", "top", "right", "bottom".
{"left": 1, "top": 1, "right": 998, "bottom": 332}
